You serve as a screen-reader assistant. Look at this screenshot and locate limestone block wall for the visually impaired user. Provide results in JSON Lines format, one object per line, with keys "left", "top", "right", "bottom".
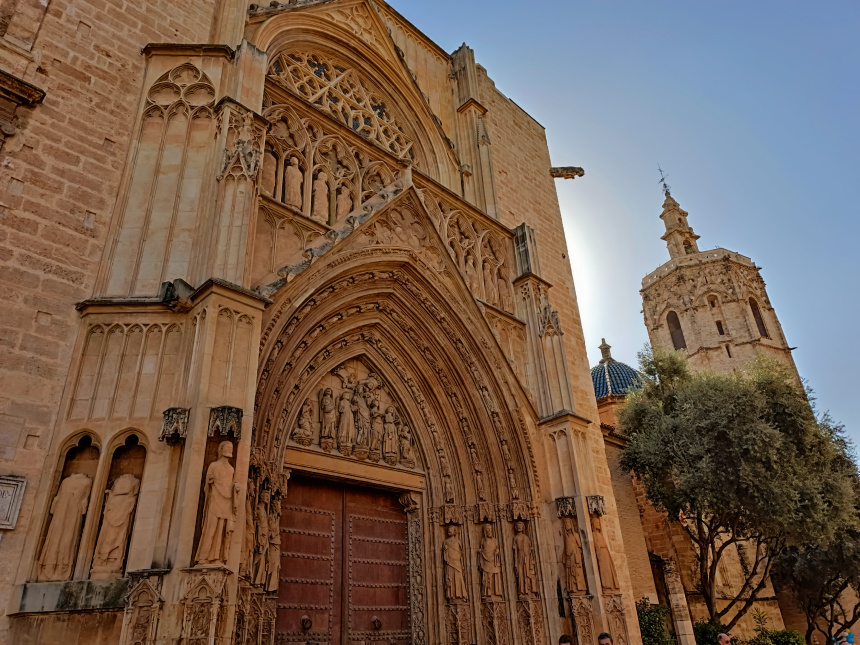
{"left": 479, "top": 68, "right": 642, "bottom": 643}
{"left": 0, "top": 0, "right": 217, "bottom": 637}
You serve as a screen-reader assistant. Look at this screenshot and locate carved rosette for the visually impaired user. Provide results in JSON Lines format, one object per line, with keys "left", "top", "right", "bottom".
{"left": 569, "top": 595, "right": 596, "bottom": 645}
{"left": 209, "top": 406, "right": 243, "bottom": 438}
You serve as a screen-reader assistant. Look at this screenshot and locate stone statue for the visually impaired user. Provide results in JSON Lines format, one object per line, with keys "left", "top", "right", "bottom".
{"left": 254, "top": 488, "right": 270, "bottom": 586}
{"left": 312, "top": 171, "right": 329, "bottom": 223}
{"left": 336, "top": 185, "right": 352, "bottom": 221}
{"left": 318, "top": 387, "right": 337, "bottom": 453}
{"left": 195, "top": 441, "right": 240, "bottom": 566}
{"left": 337, "top": 391, "right": 356, "bottom": 456}
{"left": 512, "top": 521, "right": 538, "bottom": 597}
{"left": 352, "top": 385, "right": 370, "bottom": 458}
{"left": 91, "top": 473, "right": 140, "bottom": 578}
{"left": 242, "top": 493, "right": 255, "bottom": 579}
{"left": 398, "top": 423, "right": 415, "bottom": 468}
{"left": 475, "top": 468, "right": 487, "bottom": 501}
{"left": 442, "top": 525, "right": 468, "bottom": 602}
{"left": 284, "top": 156, "right": 303, "bottom": 209}
{"left": 36, "top": 472, "right": 92, "bottom": 581}
{"left": 483, "top": 260, "right": 499, "bottom": 306}
{"left": 478, "top": 523, "right": 503, "bottom": 598}
{"left": 591, "top": 514, "right": 620, "bottom": 591}
{"left": 497, "top": 264, "right": 513, "bottom": 312}
{"left": 382, "top": 406, "right": 398, "bottom": 466}
{"left": 443, "top": 475, "right": 454, "bottom": 503}
{"left": 293, "top": 398, "right": 314, "bottom": 447}
{"left": 368, "top": 394, "right": 384, "bottom": 462}
{"left": 464, "top": 253, "right": 479, "bottom": 294}
{"left": 265, "top": 497, "right": 281, "bottom": 593}
{"left": 508, "top": 469, "right": 520, "bottom": 500}
{"left": 562, "top": 516, "right": 588, "bottom": 594}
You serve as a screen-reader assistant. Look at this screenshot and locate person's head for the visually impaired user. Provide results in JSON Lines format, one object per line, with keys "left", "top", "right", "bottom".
{"left": 218, "top": 440, "right": 233, "bottom": 459}
{"left": 598, "top": 632, "right": 613, "bottom": 645}
{"left": 718, "top": 634, "right": 731, "bottom": 645}
{"left": 558, "top": 635, "right": 573, "bottom": 645}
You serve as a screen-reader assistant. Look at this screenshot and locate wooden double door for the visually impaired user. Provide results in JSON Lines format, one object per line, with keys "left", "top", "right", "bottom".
{"left": 277, "top": 476, "right": 411, "bottom": 645}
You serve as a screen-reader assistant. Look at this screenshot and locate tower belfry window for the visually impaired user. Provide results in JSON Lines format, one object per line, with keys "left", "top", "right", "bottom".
{"left": 749, "top": 298, "right": 770, "bottom": 339}
{"left": 667, "top": 311, "right": 687, "bottom": 350}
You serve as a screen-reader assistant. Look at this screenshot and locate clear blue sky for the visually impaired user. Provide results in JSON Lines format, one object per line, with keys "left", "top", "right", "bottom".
{"left": 388, "top": 1, "right": 860, "bottom": 445}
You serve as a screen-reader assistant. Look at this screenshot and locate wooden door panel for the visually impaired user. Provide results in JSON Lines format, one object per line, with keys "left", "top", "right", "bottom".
{"left": 277, "top": 478, "right": 410, "bottom": 645}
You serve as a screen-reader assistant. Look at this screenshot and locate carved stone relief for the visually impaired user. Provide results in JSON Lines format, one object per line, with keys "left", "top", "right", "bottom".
{"left": 605, "top": 594, "right": 630, "bottom": 645}
{"left": 120, "top": 577, "right": 163, "bottom": 645}
{"left": 161, "top": 408, "right": 190, "bottom": 443}
{"left": 569, "top": 595, "right": 596, "bottom": 645}
{"left": 283, "top": 359, "right": 419, "bottom": 470}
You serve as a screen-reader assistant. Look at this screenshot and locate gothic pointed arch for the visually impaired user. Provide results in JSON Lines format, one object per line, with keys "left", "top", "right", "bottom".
{"left": 246, "top": 0, "right": 460, "bottom": 190}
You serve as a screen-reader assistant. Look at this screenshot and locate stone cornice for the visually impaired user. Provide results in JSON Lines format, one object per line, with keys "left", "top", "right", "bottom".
{"left": 141, "top": 43, "right": 235, "bottom": 60}
{"left": 0, "top": 69, "right": 45, "bottom": 106}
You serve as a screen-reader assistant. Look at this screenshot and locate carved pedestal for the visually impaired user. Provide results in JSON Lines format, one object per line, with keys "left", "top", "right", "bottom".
{"left": 604, "top": 594, "right": 629, "bottom": 645}
{"left": 481, "top": 598, "right": 509, "bottom": 645}
{"left": 445, "top": 602, "right": 472, "bottom": 645}
{"left": 516, "top": 595, "right": 545, "bottom": 645}
{"left": 569, "top": 595, "right": 596, "bottom": 645}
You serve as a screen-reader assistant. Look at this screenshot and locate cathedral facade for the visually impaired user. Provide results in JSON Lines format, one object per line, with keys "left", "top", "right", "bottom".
{"left": 0, "top": 1, "right": 644, "bottom": 644}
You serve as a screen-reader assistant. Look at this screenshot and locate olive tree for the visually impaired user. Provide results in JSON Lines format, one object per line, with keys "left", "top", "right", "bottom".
{"left": 619, "top": 348, "right": 857, "bottom": 630}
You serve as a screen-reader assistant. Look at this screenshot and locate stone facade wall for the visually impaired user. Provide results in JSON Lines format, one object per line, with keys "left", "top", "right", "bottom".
{"left": 0, "top": 0, "right": 215, "bottom": 638}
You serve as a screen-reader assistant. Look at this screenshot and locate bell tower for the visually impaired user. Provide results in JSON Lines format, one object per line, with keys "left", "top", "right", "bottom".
{"left": 641, "top": 187, "right": 798, "bottom": 374}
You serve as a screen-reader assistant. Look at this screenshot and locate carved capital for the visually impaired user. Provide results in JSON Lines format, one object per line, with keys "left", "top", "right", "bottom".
{"left": 587, "top": 495, "right": 605, "bottom": 516}
{"left": 555, "top": 496, "right": 577, "bottom": 518}
{"left": 161, "top": 408, "right": 190, "bottom": 443}
{"left": 209, "top": 406, "right": 243, "bottom": 438}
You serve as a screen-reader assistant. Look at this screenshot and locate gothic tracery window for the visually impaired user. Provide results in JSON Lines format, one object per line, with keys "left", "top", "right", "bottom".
{"left": 267, "top": 51, "right": 415, "bottom": 162}
{"left": 667, "top": 311, "right": 687, "bottom": 350}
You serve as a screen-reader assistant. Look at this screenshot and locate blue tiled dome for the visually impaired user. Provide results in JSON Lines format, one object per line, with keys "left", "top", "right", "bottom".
{"left": 591, "top": 339, "right": 641, "bottom": 399}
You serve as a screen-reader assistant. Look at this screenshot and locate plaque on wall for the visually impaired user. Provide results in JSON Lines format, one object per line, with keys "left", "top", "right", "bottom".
{"left": 0, "top": 475, "right": 26, "bottom": 530}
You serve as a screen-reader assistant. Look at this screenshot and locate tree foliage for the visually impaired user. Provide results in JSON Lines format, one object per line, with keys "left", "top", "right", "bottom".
{"left": 772, "top": 527, "right": 860, "bottom": 645}
{"left": 636, "top": 598, "right": 677, "bottom": 645}
{"left": 619, "top": 347, "right": 858, "bottom": 630}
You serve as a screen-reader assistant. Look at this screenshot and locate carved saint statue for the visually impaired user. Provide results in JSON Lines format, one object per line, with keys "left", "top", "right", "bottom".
{"left": 497, "top": 264, "right": 513, "bottom": 313}
{"left": 591, "top": 514, "right": 620, "bottom": 591}
{"left": 464, "top": 253, "right": 479, "bottom": 294}
{"left": 254, "top": 488, "right": 271, "bottom": 586}
{"left": 36, "top": 472, "right": 92, "bottom": 581}
{"left": 293, "top": 398, "right": 314, "bottom": 446}
{"left": 398, "top": 423, "right": 415, "bottom": 469}
{"left": 443, "top": 475, "right": 455, "bottom": 503}
{"left": 319, "top": 388, "right": 337, "bottom": 452}
{"left": 352, "top": 385, "right": 370, "bottom": 457}
{"left": 562, "top": 516, "right": 588, "bottom": 594}
{"left": 442, "top": 525, "right": 468, "bottom": 602}
{"left": 382, "top": 406, "right": 398, "bottom": 466}
{"left": 91, "top": 473, "right": 140, "bottom": 578}
{"left": 265, "top": 497, "right": 281, "bottom": 593}
{"left": 483, "top": 260, "right": 499, "bottom": 306}
{"left": 508, "top": 468, "right": 520, "bottom": 500}
{"left": 242, "top": 493, "right": 255, "bottom": 579}
{"left": 512, "top": 521, "right": 538, "bottom": 597}
{"left": 284, "top": 156, "right": 303, "bottom": 210}
{"left": 195, "top": 441, "right": 240, "bottom": 566}
{"left": 312, "top": 171, "right": 329, "bottom": 223}
{"left": 368, "top": 394, "right": 384, "bottom": 461}
{"left": 336, "top": 185, "right": 353, "bottom": 222}
{"left": 478, "top": 523, "right": 503, "bottom": 598}
{"left": 337, "top": 391, "right": 356, "bottom": 456}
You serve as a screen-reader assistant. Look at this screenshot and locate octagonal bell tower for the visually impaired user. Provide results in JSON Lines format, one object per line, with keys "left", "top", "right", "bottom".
{"left": 640, "top": 189, "right": 798, "bottom": 374}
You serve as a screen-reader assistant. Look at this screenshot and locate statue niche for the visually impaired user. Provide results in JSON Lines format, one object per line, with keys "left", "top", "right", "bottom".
{"left": 284, "top": 359, "right": 420, "bottom": 471}
{"left": 35, "top": 435, "right": 99, "bottom": 582}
